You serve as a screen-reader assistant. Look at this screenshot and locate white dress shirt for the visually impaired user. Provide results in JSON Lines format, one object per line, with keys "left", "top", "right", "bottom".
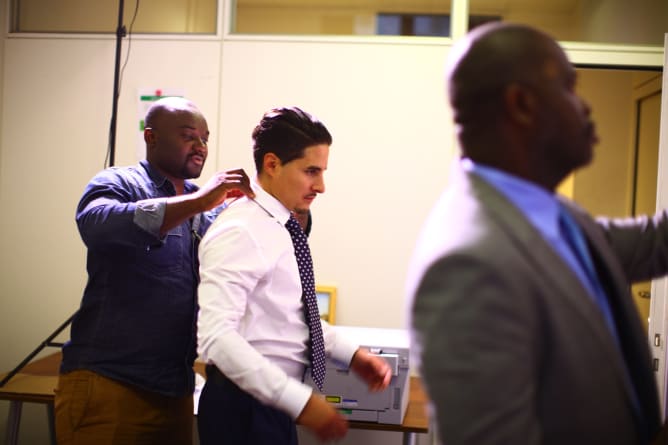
{"left": 197, "top": 181, "right": 358, "bottom": 419}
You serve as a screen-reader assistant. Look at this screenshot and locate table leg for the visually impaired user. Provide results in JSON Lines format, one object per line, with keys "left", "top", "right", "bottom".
{"left": 5, "top": 400, "right": 22, "bottom": 445}
{"left": 47, "top": 402, "right": 56, "bottom": 445}
{"left": 402, "top": 431, "right": 416, "bottom": 445}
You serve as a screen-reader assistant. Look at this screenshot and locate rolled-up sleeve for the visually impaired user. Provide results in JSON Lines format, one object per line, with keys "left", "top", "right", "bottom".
{"left": 134, "top": 198, "right": 167, "bottom": 238}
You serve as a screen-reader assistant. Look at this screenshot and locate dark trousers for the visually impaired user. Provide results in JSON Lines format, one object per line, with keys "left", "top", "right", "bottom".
{"left": 198, "top": 366, "right": 298, "bottom": 445}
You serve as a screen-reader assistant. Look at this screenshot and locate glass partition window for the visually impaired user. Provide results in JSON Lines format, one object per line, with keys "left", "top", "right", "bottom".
{"left": 10, "top": 0, "right": 217, "bottom": 34}
{"left": 377, "top": 13, "right": 451, "bottom": 37}
{"left": 469, "top": 0, "right": 668, "bottom": 46}
{"left": 10, "top": 0, "right": 668, "bottom": 46}
{"left": 233, "top": 0, "right": 667, "bottom": 46}
{"left": 233, "top": 0, "right": 453, "bottom": 36}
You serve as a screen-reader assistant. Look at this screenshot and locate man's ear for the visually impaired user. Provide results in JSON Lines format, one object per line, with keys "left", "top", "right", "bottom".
{"left": 263, "top": 153, "right": 280, "bottom": 176}
{"left": 144, "top": 127, "right": 155, "bottom": 145}
{"left": 504, "top": 83, "right": 537, "bottom": 126}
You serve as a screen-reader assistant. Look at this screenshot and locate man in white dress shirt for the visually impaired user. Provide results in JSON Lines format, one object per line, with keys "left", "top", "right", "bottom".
{"left": 196, "top": 106, "right": 391, "bottom": 445}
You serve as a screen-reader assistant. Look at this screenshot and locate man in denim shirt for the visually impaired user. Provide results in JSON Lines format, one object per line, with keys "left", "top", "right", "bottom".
{"left": 55, "top": 97, "right": 254, "bottom": 445}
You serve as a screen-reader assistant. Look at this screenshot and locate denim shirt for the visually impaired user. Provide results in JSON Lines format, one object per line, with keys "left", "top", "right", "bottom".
{"left": 61, "top": 160, "right": 217, "bottom": 397}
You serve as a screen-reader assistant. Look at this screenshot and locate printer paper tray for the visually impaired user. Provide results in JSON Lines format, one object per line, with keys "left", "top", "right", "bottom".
{"left": 339, "top": 408, "right": 378, "bottom": 422}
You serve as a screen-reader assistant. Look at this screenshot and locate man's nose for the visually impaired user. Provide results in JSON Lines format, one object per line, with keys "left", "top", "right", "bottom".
{"left": 314, "top": 176, "right": 325, "bottom": 194}
{"left": 195, "top": 137, "right": 207, "bottom": 150}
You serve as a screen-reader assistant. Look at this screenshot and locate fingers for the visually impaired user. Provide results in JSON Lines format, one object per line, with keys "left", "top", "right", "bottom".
{"left": 297, "top": 394, "right": 349, "bottom": 442}
{"left": 366, "top": 364, "right": 391, "bottom": 392}
{"left": 215, "top": 169, "right": 256, "bottom": 199}
{"left": 351, "top": 349, "right": 392, "bottom": 392}
{"left": 224, "top": 167, "right": 247, "bottom": 175}
{"left": 372, "top": 365, "right": 392, "bottom": 392}
{"left": 225, "top": 189, "right": 244, "bottom": 198}
{"left": 315, "top": 412, "right": 349, "bottom": 442}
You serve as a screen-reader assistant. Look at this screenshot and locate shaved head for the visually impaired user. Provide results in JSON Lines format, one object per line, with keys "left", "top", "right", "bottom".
{"left": 143, "top": 96, "right": 210, "bottom": 187}
{"left": 145, "top": 97, "right": 201, "bottom": 130}
{"left": 445, "top": 23, "right": 596, "bottom": 189}
{"left": 447, "top": 23, "right": 561, "bottom": 147}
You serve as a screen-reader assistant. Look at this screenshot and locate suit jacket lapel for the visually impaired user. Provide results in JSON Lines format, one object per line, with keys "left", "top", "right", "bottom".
{"left": 467, "top": 172, "right": 636, "bottom": 391}
{"left": 564, "top": 201, "right": 659, "bottom": 432}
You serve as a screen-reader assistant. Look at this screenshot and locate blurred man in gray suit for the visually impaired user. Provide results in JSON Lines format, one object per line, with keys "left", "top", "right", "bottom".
{"left": 407, "top": 22, "right": 667, "bottom": 445}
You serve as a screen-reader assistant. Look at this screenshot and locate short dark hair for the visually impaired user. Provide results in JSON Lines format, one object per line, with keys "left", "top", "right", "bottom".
{"left": 252, "top": 107, "right": 332, "bottom": 173}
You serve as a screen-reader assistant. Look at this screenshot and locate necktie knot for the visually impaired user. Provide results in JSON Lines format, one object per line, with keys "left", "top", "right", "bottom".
{"left": 285, "top": 214, "right": 326, "bottom": 390}
{"left": 285, "top": 215, "right": 306, "bottom": 241}
{"left": 558, "top": 207, "right": 592, "bottom": 273}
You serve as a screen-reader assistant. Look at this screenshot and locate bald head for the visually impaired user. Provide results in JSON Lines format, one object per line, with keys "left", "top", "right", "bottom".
{"left": 145, "top": 97, "right": 201, "bottom": 130}
{"left": 448, "top": 23, "right": 561, "bottom": 138}
{"left": 143, "top": 97, "right": 210, "bottom": 187}
{"left": 446, "top": 23, "right": 596, "bottom": 189}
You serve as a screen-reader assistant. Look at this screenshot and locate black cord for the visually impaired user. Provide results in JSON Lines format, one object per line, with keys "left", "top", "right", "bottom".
{"left": 104, "top": 0, "right": 140, "bottom": 169}
{"left": 118, "top": 0, "right": 140, "bottom": 97}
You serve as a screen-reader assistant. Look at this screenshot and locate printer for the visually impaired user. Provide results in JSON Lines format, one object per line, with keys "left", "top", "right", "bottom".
{"left": 305, "top": 325, "right": 410, "bottom": 425}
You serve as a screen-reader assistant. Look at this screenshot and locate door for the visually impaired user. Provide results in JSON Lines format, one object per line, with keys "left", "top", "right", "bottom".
{"left": 632, "top": 81, "right": 662, "bottom": 334}
{"left": 648, "top": 33, "right": 668, "bottom": 417}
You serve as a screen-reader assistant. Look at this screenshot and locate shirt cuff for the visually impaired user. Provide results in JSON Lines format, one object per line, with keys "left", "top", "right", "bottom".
{"left": 134, "top": 197, "right": 167, "bottom": 237}
{"left": 275, "top": 377, "right": 314, "bottom": 419}
{"left": 329, "top": 331, "right": 360, "bottom": 366}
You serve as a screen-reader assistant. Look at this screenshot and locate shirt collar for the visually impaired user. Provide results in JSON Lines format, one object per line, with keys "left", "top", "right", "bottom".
{"left": 249, "top": 179, "right": 292, "bottom": 225}
{"left": 462, "top": 158, "right": 561, "bottom": 241}
{"left": 141, "top": 159, "right": 167, "bottom": 187}
{"left": 140, "top": 159, "right": 198, "bottom": 194}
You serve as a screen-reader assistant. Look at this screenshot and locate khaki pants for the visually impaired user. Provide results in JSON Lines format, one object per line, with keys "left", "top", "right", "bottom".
{"left": 55, "top": 370, "right": 193, "bottom": 445}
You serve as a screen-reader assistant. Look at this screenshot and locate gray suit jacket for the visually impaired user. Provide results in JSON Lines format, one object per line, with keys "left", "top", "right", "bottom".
{"left": 407, "top": 167, "right": 665, "bottom": 445}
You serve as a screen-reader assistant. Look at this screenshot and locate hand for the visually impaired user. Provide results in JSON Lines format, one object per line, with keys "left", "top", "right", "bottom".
{"left": 350, "top": 348, "right": 392, "bottom": 392}
{"left": 296, "top": 393, "right": 349, "bottom": 442}
{"left": 197, "top": 168, "right": 255, "bottom": 210}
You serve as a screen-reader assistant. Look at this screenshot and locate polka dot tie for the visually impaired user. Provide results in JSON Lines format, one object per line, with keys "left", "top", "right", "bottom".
{"left": 285, "top": 215, "right": 326, "bottom": 391}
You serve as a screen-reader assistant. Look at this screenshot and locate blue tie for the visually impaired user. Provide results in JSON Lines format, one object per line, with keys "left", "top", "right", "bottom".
{"left": 285, "top": 215, "right": 326, "bottom": 391}
{"left": 558, "top": 204, "right": 645, "bottom": 420}
{"left": 558, "top": 205, "right": 617, "bottom": 336}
